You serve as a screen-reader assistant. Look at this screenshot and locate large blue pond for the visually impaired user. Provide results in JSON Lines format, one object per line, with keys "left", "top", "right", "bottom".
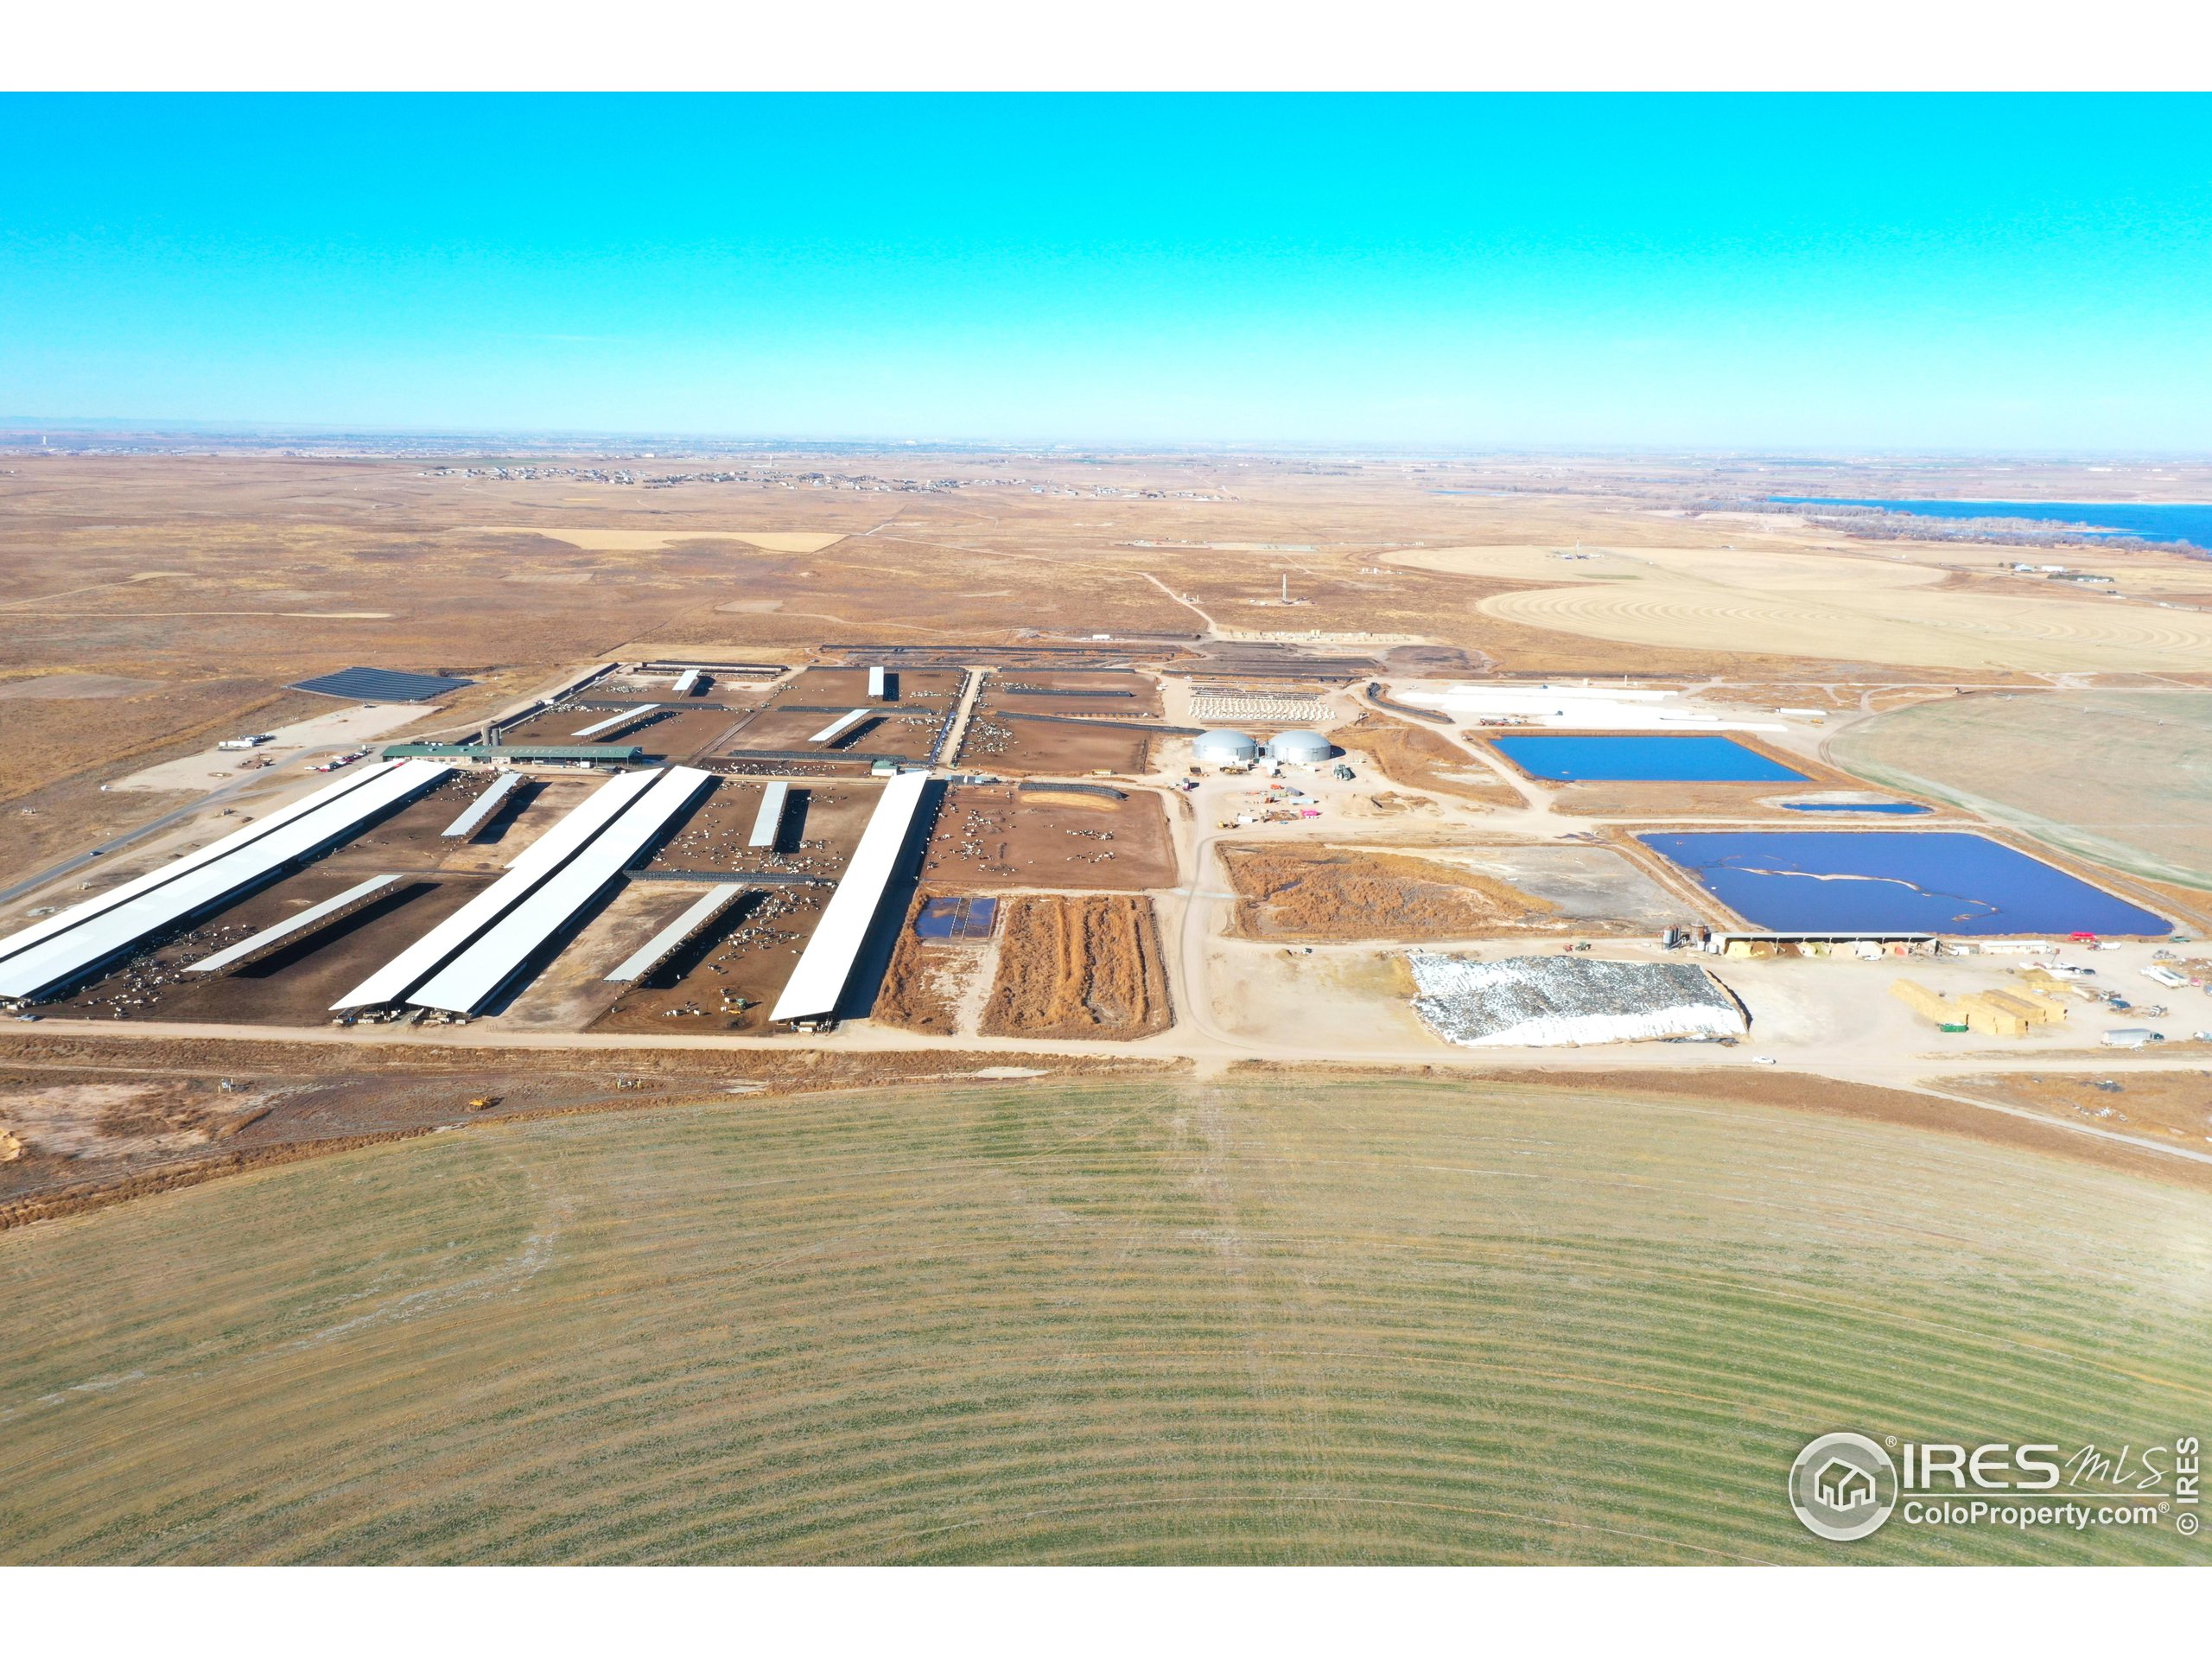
{"left": 1494, "top": 734, "right": 1807, "bottom": 783}
{"left": 1770, "top": 496, "right": 2212, "bottom": 551}
{"left": 1639, "top": 831, "right": 2171, "bottom": 937}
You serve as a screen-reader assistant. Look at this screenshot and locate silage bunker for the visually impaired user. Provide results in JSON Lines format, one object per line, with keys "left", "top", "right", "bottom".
{"left": 1408, "top": 951, "right": 1748, "bottom": 1047}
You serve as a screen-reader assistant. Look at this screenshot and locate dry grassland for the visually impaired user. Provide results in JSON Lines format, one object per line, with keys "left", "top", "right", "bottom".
{"left": 1389, "top": 542, "right": 2212, "bottom": 673}
{"left": 1833, "top": 690, "right": 2212, "bottom": 891}
{"left": 982, "top": 895, "right": 1171, "bottom": 1039}
{"left": 1326, "top": 710, "right": 1522, "bottom": 806}
{"left": 1, "top": 1077, "right": 2204, "bottom": 1563}
{"left": 1223, "top": 844, "right": 1559, "bottom": 940}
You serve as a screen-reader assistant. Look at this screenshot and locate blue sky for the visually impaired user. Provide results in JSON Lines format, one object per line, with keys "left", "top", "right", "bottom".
{"left": 4, "top": 94, "right": 2210, "bottom": 448}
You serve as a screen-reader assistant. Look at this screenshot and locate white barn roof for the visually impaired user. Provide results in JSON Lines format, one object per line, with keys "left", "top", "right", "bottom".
{"left": 771, "top": 770, "right": 931, "bottom": 1022}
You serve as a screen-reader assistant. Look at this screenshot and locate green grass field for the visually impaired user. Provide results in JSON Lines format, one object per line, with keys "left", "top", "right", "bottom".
{"left": 2, "top": 1080, "right": 2207, "bottom": 1564}
{"left": 1833, "top": 690, "right": 2212, "bottom": 891}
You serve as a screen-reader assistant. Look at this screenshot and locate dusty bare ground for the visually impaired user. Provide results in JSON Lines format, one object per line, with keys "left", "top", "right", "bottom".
{"left": 981, "top": 895, "right": 1172, "bottom": 1040}
{"left": 0, "top": 1032, "right": 1189, "bottom": 1226}
{"left": 1936, "top": 1070, "right": 2212, "bottom": 1150}
{"left": 919, "top": 783, "right": 1177, "bottom": 889}
{"left": 1328, "top": 710, "right": 1522, "bottom": 806}
{"left": 871, "top": 890, "right": 968, "bottom": 1035}
{"left": 1222, "top": 1059, "right": 2212, "bottom": 1194}
{"left": 1222, "top": 843, "right": 1560, "bottom": 940}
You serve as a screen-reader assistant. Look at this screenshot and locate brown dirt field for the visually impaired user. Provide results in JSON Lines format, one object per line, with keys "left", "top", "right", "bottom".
{"left": 919, "top": 783, "right": 1177, "bottom": 890}
{"left": 716, "top": 702, "right": 946, "bottom": 761}
{"left": 765, "top": 665, "right": 966, "bottom": 706}
{"left": 0, "top": 1034, "right": 1190, "bottom": 1225}
{"left": 981, "top": 894, "right": 1173, "bottom": 1039}
{"left": 986, "top": 667, "right": 1165, "bottom": 717}
{"left": 957, "top": 712, "right": 1154, "bottom": 775}
{"left": 1221, "top": 843, "right": 1560, "bottom": 941}
{"left": 1938, "top": 1069, "right": 2212, "bottom": 1150}
{"left": 1326, "top": 709, "right": 1522, "bottom": 806}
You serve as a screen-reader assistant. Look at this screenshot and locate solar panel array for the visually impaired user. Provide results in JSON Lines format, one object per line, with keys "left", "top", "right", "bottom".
{"left": 0, "top": 760, "right": 450, "bottom": 1001}
{"left": 290, "top": 666, "right": 477, "bottom": 702}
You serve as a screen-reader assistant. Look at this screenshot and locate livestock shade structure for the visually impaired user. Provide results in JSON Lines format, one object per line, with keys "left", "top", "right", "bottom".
{"left": 571, "top": 706, "right": 658, "bottom": 739}
{"left": 0, "top": 760, "right": 411, "bottom": 971}
{"left": 290, "top": 666, "right": 475, "bottom": 702}
{"left": 605, "top": 886, "right": 745, "bottom": 982}
{"left": 771, "top": 770, "right": 931, "bottom": 1023}
{"left": 810, "top": 709, "right": 873, "bottom": 745}
{"left": 441, "top": 771, "right": 524, "bottom": 838}
{"left": 407, "top": 766, "right": 715, "bottom": 1014}
{"left": 748, "top": 780, "right": 791, "bottom": 849}
{"left": 332, "top": 767, "right": 664, "bottom": 1009}
{"left": 0, "top": 760, "right": 451, "bottom": 1001}
{"left": 186, "top": 874, "right": 404, "bottom": 975}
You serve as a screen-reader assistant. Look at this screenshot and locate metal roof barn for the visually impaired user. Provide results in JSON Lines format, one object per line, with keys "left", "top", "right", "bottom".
{"left": 0, "top": 760, "right": 450, "bottom": 1001}
{"left": 748, "top": 780, "right": 791, "bottom": 849}
{"left": 671, "top": 669, "right": 702, "bottom": 696}
{"left": 571, "top": 705, "right": 658, "bottom": 739}
{"left": 440, "top": 771, "right": 524, "bottom": 838}
{"left": 186, "top": 874, "right": 404, "bottom": 976}
{"left": 331, "top": 766, "right": 663, "bottom": 1009}
{"left": 289, "top": 666, "right": 475, "bottom": 702}
{"left": 771, "top": 769, "right": 931, "bottom": 1023}
{"left": 810, "top": 709, "right": 872, "bottom": 744}
{"left": 604, "top": 886, "right": 746, "bottom": 982}
{"left": 407, "top": 766, "right": 714, "bottom": 1014}
{"left": 0, "top": 760, "right": 410, "bottom": 970}
{"left": 382, "top": 743, "right": 644, "bottom": 764}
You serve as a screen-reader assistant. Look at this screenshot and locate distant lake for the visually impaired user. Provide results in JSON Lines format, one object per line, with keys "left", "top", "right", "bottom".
{"left": 1770, "top": 497, "right": 2212, "bottom": 550}
{"left": 1640, "top": 830, "right": 2171, "bottom": 937}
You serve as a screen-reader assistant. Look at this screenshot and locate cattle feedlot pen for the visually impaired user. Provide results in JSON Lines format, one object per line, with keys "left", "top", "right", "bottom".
{"left": 330, "top": 766, "right": 663, "bottom": 1009}
{"left": 407, "top": 766, "right": 714, "bottom": 1014}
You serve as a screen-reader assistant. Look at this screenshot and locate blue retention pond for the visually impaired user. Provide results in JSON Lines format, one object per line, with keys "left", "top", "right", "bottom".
{"left": 1493, "top": 734, "right": 1807, "bottom": 783}
{"left": 1638, "top": 831, "right": 2171, "bottom": 937}
{"left": 1782, "top": 801, "right": 1931, "bottom": 816}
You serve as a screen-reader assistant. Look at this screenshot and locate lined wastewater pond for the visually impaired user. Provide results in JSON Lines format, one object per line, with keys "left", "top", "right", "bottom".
{"left": 1491, "top": 734, "right": 1807, "bottom": 783}
{"left": 1638, "top": 830, "right": 2171, "bottom": 936}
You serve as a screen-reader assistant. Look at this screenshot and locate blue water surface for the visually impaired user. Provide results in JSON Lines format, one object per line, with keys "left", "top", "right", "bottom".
{"left": 1494, "top": 734, "right": 1807, "bottom": 783}
{"left": 1770, "top": 496, "right": 2212, "bottom": 550}
{"left": 1639, "top": 831, "right": 2170, "bottom": 936}
{"left": 1782, "top": 801, "right": 1931, "bottom": 816}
